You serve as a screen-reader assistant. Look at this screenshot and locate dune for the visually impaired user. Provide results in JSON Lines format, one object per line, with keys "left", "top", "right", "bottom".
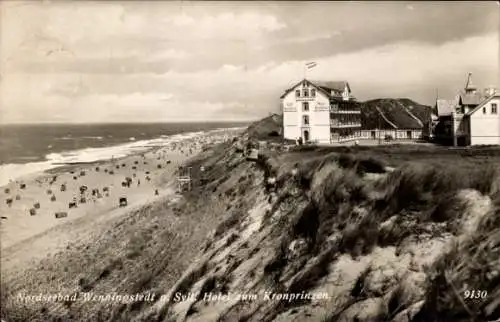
{"left": 2, "top": 121, "right": 500, "bottom": 322}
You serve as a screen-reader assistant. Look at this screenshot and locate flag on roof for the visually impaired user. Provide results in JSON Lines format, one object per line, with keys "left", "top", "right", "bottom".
{"left": 305, "top": 62, "right": 317, "bottom": 69}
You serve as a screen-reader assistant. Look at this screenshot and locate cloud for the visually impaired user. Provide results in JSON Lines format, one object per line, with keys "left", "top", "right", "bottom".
{"left": 4, "top": 31, "right": 496, "bottom": 123}
{"left": 281, "top": 31, "right": 342, "bottom": 44}
{"left": 165, "top": 12, "right": 287, "bottom": 38}
{"left": 1, "top": 1, "right": 498, "bottom": 123}
{"left": 144, "top": 49, "right": 191, "bottom": 61}
{"left": 169, "top": 14, "right": 196, "bottom": 27}
{"left": 220, "top": 64, "right": 245, "bottom": 72}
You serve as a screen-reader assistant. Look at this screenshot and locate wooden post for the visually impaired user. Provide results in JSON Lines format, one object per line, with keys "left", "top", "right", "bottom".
{"left": 378, "top": 113, "right": 382, "bottom": 145}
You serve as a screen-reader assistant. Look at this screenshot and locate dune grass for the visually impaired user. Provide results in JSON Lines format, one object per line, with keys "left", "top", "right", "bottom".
{"left": 413, "top": 205, "right": 500, "bottom": 322}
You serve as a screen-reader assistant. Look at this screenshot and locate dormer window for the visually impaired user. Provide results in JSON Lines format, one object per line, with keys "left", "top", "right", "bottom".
{"left": 483, "top": 107, "right": 487, "bottom": 114}
{"left": 295, "top": 90, "right": 300, "bottom": 97}
{"left": 303, "top": 89, "right": 309, "bottom": 97}
{"left": 492, "top": 103, "right": 498, "bottom": 114}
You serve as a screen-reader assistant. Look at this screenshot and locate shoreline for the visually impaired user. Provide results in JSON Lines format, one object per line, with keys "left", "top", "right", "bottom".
{"left": 0, "top": 129, "right": 240, "bottom": 271}
{"left": 0, "top": 127, "right": 245, "bottom": 188}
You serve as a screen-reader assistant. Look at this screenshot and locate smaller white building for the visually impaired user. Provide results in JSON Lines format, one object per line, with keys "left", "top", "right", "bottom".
{"left": 465, "top": 94, "right": 500, "bottom": 145}
{"left": 434, "top": 73, "right": 499, "bottom": 146}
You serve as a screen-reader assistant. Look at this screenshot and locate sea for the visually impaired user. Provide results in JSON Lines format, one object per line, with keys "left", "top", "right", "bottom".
{"left": 0, "top": 122, "right": 248, "bottom": 186}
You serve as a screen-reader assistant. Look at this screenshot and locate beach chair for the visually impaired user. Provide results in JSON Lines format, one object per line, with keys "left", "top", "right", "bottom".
{"left": 119, "top": 197, "right": 128, "bottom": 207}
{"left": 55, "top": 212, "right": 68, "bottom": 219}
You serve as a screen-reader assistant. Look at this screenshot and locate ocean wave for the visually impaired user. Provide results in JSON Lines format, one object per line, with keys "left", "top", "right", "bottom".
{"left": 83, "top": 136, "right": 104, "bottom": 140}
{"left": 57, "top": 136, "right": 104, "bottom": 140}
{"left": 0, "top": 161, "right": 55, "bottom": 187}
{"left": 0, "top": 127, "right": 243, "bottom": 187}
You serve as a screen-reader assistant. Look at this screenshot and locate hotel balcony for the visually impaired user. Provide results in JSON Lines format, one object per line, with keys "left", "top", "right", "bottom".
{"left": 330, "top": 120, "right": 361, "bottom": 128}
{"left": 330, "top": 106, "right": 361, "bottom": 114}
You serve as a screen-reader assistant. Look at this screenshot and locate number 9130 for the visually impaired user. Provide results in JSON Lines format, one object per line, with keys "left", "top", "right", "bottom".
{"left": 464, "top": 290, "right": 488, "bottom": 299}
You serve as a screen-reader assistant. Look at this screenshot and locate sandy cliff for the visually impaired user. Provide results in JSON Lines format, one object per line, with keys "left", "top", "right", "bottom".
{"left": 2, "top": 122, "right": 500, "bottom": 322}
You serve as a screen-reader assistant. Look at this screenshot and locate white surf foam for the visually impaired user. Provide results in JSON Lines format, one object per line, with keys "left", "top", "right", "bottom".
{"left": 0, "top": 127, "right": 244, "bottom": 187}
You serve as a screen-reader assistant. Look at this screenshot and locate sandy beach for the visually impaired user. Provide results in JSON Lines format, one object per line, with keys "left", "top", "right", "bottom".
{"left": 0, "top": 129, "right": 240, "bottom": 273}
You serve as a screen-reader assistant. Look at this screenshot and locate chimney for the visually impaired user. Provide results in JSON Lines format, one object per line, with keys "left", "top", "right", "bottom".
{"left": 485, "top": 86, "right": 497, "bottom": 96}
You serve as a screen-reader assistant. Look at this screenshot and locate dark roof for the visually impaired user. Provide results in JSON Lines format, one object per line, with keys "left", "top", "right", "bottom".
{"left": 436, "top": 99, "right": 455, "bottom": 116}
{"left": 280, "top": 79, "right": 351, "bottom": 99}
{"left": 308, "top": 80, "right": 351, "bottom": 94}
{"left": 361, "top": 99, "right": 429, "bottom": 130}
{"left": 466, "top": 93, "right": 500, "bottom": 116}
{"left": 458, "top": 91, "right": 483, "bottom": 106}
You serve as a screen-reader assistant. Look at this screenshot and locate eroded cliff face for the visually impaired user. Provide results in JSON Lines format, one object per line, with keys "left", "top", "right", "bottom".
{"left": 136, "top": 138, "right": 500, "bottom": 322}
{"left": 2, "top": 137, "right": 499, "bottom": 322}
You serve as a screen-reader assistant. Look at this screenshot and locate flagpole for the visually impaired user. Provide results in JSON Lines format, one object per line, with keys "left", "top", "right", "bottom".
{"left": 304, "top": 62, "right": 317, "bottom": 80}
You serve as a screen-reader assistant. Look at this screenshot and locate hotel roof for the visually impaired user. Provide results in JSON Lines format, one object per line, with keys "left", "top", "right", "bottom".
{"left": 280, "top": 79, "right": 351, "bottom": 99}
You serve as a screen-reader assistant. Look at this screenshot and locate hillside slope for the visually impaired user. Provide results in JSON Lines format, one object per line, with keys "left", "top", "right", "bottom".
{"left": 245, "top": 114, "right": 283, "bottom": 142}
{"left": 137, "top": 142, "right": 499, "bottom": 322}
{"left": 3, "top": 121, "right": 500, "bottom": 322}
{"left": 360, "top": 99, "right": 432, "bottom": 130}
{"left": 273, "top": 98, "right": 432, "bottom": 131}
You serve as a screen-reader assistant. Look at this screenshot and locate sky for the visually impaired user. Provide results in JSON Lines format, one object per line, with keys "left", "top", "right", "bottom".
{"left": 0, "top": 1, "right": 499, "bottom": 124}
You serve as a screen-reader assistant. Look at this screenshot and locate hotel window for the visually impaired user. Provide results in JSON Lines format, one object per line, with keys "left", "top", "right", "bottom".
{"left": 303, "top": 115, "right": 309, "bottom": 125}
{"left": 303, "top": 102, "right": 309, "bottom": 111}
{"left": 311, "top": 89, "right": 316, "bottom": 97}
{"left": 492, "top": 103, "right": 498, "bottom": 114}
{"left": 295, "top": 90, "right": 300, "bottom": 97}
{"left": 303, "top": 89, "right": 309, "bottom": 97}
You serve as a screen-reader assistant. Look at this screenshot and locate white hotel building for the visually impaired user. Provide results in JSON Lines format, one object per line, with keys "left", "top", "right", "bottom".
{"left": 280, "top": 79, "right": 361, "bottom": 144}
